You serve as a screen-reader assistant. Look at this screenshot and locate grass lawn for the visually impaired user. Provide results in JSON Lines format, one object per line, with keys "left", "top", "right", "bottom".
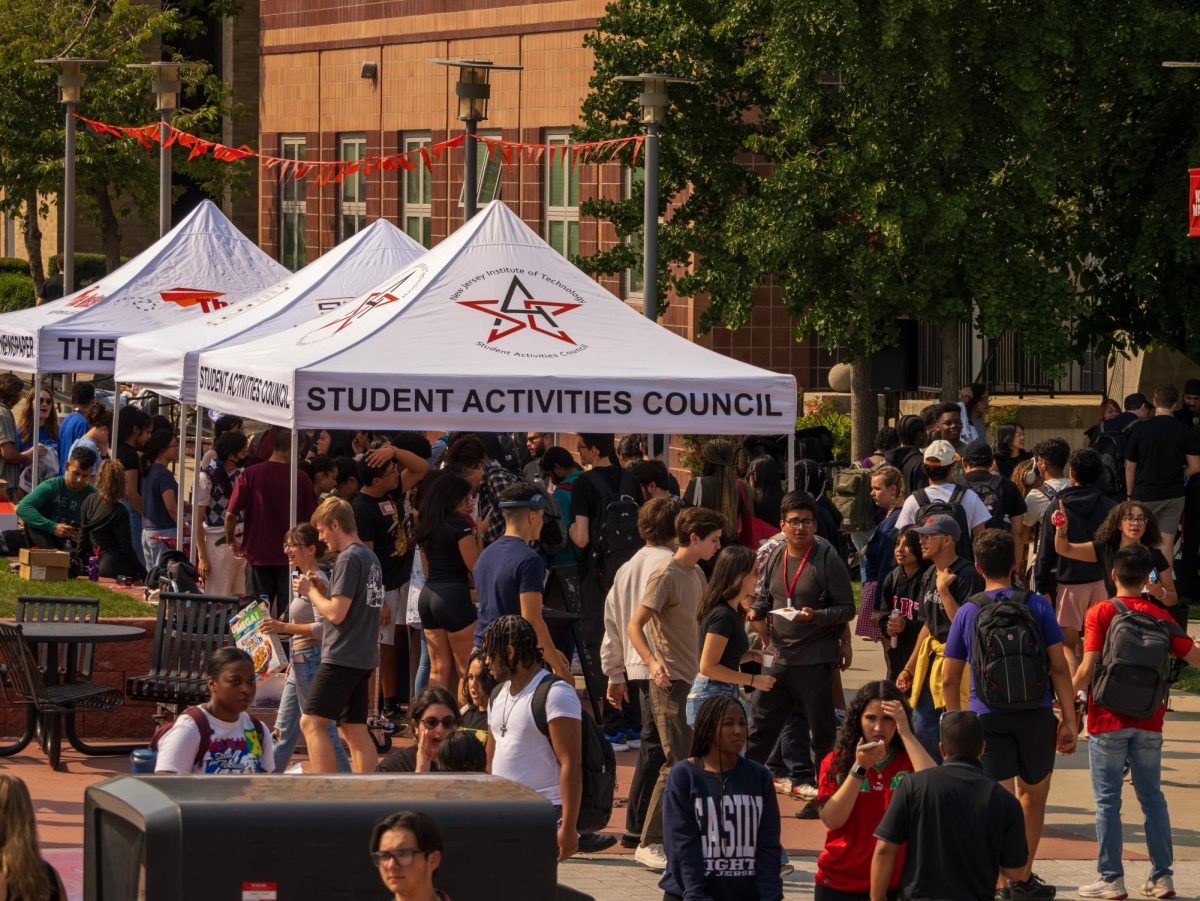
{"left": 0, "top": 570, "right": 151, "bottom": 618}
{"left": 1175, "top": 663, "right": 1200, "bottom": 694}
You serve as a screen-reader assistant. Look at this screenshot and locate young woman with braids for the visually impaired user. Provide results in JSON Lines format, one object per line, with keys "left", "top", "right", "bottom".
{"left": 813, "top": 681, "right": 935, "bottom": 900}
{"left": 660, "top": 694, "right": 783, "bottom": 901}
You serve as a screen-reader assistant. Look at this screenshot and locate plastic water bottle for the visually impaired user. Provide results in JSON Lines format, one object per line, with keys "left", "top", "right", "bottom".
{"left": 88, "top": 555, "right": 99, "bottom": 582}
{"left": 130, "top": 749, "right": 156, "bottom": 774}
{"left": 889, "top": 608, "right": 902, "bottom": 649}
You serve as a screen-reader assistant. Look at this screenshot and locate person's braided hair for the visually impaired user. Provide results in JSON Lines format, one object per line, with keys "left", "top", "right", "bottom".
{"left": 688, "top": 694, "right": 746, "bottom": 759}
{"left": 481, "top": 614, "right": 544, "bottom": 677}
{"left": 828, "top": 680, "right": 911, "bottom": 783}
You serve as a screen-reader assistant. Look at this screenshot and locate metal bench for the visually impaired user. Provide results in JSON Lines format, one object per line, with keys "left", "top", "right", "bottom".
{"left": 125, "top": 593, "right": 246, "bottom": 720}
{"left": 16, "top": 596, "right": 101, "bottom": 679}
{"left": 0, "top": 623, "right": 124, "bottom": 769}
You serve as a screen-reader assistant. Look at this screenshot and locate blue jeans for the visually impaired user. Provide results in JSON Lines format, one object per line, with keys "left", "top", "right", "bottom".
{"left": 685, "top": 676, "right": 748, "bottom": 727}
{"left": 273, "top": 645, "right": 351, "bottom": 773}
{"left": 414, "top": 629, "right": 430, "bottom": 695}
{"left": 910, "top": 682, "right": 942, "bottom": 764}
{"left": 122, "top": 501, "right": 146, "bottom": 567}
{"left": 141, "top": 527, "right": 174, "bottom": 574}
{"left": 1089, "top": 728, "right": 1173, "bottom": 881}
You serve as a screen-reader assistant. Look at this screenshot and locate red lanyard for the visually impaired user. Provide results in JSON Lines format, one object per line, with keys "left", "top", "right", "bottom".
{"left": 785, "top": 544, "right": 814, "bottom": 600}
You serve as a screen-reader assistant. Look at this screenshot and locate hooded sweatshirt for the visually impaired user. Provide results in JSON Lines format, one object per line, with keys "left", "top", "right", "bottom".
{"left": 1034, "top": 483, "right": 1115, "bottom": 589}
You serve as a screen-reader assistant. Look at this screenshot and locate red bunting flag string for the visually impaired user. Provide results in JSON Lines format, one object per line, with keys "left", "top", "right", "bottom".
{"left": 73, "top": 114, "right": 643, "bottom": 185}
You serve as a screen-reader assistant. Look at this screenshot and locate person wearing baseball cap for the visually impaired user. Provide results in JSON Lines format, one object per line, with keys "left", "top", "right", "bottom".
{"left": 895, "top": 441, "right": 991, "bottom": 542}
{"left": 1174, "top": 378, "right": 1200, "bottom": 428}
{"left": 894, "top": 513, "right": 983, "bottom": 762}
{"left": 472, "top": 483, "right": 571, "bottom": 681}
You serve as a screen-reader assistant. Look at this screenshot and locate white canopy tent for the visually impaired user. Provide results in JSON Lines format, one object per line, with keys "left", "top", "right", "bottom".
{"left": 196, "top": 201, "right": 797, "bottom": 522}
{"left": 0, "top": 199, "right": 286, "bottom": 500}
{"left": 115, "top": 217, "right": 425, "bottom": 551}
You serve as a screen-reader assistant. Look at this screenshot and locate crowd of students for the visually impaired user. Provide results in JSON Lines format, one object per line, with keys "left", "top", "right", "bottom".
{"left": 9, "top": 374, "right": 1200, "bottom": 901}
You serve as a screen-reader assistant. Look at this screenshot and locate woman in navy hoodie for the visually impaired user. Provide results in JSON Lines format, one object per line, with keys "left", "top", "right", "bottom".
{"left": 660, "top": 694, "right": 783, "bottom": 901}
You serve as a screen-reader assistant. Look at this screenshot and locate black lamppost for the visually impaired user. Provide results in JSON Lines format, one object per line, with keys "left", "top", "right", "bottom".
{"left": 430, "top": 59, "right": 522, "bottom": 221}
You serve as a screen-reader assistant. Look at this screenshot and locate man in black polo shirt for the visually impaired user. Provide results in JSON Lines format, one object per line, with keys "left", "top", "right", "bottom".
{"left": 895, "top": 514, "right": 983, "bottom": 761}
{"left": 871, "top": 711, "right": 1027, "bottom": 901}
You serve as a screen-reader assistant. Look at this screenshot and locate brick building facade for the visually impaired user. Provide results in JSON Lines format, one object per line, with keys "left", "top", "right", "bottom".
{"left": 258, "top": 0, "right": 837, "bottom": 391}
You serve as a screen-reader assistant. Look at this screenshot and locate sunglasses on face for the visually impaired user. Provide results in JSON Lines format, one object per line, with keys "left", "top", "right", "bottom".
{"left": 420, "top": 716, "right": 456, "bottom": 731}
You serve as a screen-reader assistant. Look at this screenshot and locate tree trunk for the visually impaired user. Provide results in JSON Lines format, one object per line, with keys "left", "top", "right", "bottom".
{"left": 90, "top": 184, "right": 122, "bottom": 273}
{"left": 940, "top": 319, "right": 961, "bottom": 402}
{"left": 850, "top": 352, "right": 877, "bottom": 463}
{"left": 23, "top": 193, "right": 45, "bottom": 300}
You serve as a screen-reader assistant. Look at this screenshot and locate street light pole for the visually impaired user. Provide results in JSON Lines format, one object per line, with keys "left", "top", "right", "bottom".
{"left": 464, "top": 117, "right": 479, "bottom": 221}
{"left": 128, "top": 62, "right": 202, "bottom": 237}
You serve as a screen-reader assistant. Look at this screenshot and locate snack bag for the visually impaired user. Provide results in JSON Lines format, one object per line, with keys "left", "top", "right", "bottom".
{"left": 230, "top": 601, "right": 287, "bottom": 681}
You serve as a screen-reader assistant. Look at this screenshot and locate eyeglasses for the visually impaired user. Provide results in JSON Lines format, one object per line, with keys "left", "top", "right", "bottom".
{"left": 371, "top": 849, "right": 424, "bottom": 867}
{"left": 420, "top": 716, "right": 457, "bottom": 731}
{"left": 783, "top": 518, "right": 816, "bottom": 528}
{"left": 1123, "top": 515, "right": 1148, "bottom": 524}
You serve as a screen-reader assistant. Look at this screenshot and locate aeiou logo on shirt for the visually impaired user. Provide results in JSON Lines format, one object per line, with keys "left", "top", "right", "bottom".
{"left": 692, "top": 794, "right": 764, "bottom": 876}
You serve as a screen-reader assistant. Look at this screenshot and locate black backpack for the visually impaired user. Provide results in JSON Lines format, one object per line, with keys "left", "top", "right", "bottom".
{"left": 1092, "top": 599, "right": 1189, "bottom": 719}
{"left": 1092, "top": 430, "right": 1130, "bottom": 501}
{"left": 914, "top": 486, "right": 974, "bottom": 560}
{"left": 585, "top": 467, "right": 641, "bottom": 589}
{"left": 147, "top": 549, "right": 201, "bottom": 595}
{"left": 968, "top": 590, "right": 1050, "bottom": 710}
{"left": 491, "top": 674, "right": 616, "bottom": 834}
{"left": 960, "top": 474, "right": 1007, "bottom": 530}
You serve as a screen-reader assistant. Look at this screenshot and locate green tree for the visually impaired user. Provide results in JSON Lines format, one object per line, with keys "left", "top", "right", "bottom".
{"left": 0, "top": 0, "right": 246, "bottom": 291}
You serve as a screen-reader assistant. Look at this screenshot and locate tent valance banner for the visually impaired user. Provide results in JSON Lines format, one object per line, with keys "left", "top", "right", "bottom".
{"left": 195, "top": 201, "right": 797, "bottom": 435}
{"left": 114, "top": 219, "right": 425, "bottom": 402}
{"left": 0, "top": 201, "right": 287, "bottom": 375}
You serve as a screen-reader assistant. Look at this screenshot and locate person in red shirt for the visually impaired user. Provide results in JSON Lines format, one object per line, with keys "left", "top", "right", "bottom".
{"left": 1073, "top": 543, "right": 1200, "bottom": 901}
{"left": 814, "top": 680, "right": 936, "bottom": 900}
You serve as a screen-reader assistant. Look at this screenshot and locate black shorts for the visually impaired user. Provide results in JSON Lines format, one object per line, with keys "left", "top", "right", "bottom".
{"left": 304, "top": 662, "right": 372, "bottom": 725}
{"left": 418, "top": 579, "right": 476, "bottom": 633}
{"left": 980, "top": 706, "right": 1058, "bottom": 784}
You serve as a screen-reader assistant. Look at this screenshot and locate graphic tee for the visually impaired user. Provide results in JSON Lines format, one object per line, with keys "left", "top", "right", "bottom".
{"left": 322, "top": 541, "right": 385, "bottom": 669}
{"left": 154, "top": 708, "right": 274, "bottom": 775}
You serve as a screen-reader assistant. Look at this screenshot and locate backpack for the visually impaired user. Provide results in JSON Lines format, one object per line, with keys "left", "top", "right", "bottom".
{"left": 961, "top": 473, "right": 1007, "bottom": 529}
{"left": 968, "top": 590, "right": 1050, "bottom": 710}
{"left": 913, "top": 486, "right": 974, "bottom": 560}
{"left": 831, "top": 465, "right": 875, "bottom": 533}
{"left": 146, "top": 549, "right": 201, "bottom": 595}
{"left": 1091, "top": 599, "right": 1188, "bottom": 719}
{"left": 585, "top": 468, "right": 641, "bottom": 589}
{"left": 527, "top": 478, "right": 567, "bottom": 559}
{"left": 1092, "top": 430, "right": 1130, "bottom": 500}
{"left": 148, "top": 706, "right": 268, "bottom": 771}
{"left": 491, "top": 674, "right": 616, "bottom": 833}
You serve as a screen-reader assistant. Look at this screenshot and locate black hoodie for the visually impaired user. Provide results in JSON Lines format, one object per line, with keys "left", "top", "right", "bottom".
{"left": 1034, "top": 483, "right": 1115, "bottom": 593}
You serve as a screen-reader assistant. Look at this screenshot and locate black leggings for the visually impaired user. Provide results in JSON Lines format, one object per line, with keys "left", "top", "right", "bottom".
{"left": 418, "top": 579, "right": 476, "bottom": 633}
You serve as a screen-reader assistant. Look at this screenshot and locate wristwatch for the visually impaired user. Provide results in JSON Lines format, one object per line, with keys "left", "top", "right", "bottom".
{"left": 850, "top": 763, "right": 869, "bottom": 779}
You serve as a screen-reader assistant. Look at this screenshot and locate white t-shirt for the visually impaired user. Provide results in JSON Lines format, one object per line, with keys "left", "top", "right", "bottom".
{"left": 154, "top": 708, "right": 275, "bottom": 775}
{"left": 1022, "top": 477, "right": 1071, "bottom": 527}
{"left": 896, "top": 482, "right": 991, "bottom": 530}
{"left": 488, "top": 669, "right": 581, "bottom": 806}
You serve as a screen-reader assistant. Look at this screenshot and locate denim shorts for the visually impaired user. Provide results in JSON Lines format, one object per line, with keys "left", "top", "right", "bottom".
{"left": 686, "top": 676, "right": 749, "bottom": 727}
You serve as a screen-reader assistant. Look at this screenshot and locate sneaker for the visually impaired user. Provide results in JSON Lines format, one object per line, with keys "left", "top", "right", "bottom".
{"left": 604, "top": 731, "right": 630, "bottom": 752}
{"left": 623, "top": 729, "right": 642, "bottom": 750}
{"left": 794, "top": 800, "right": 820, "bottom": 820}
{"left": 577, "top": 832, "right": 618, "bottom": 853}
{"left": 1009, "top": 872, "right": 1056, "bottom": 899}
{"left": 634, "top": 843, "right": 667, "bottom": 872}
{"left": 1078, "top": 877, "right": 1128, "bottom": 899}
{"left": 773, "top": 777, "right": 794, "bottom": 796}
{"left": 1141, "top": 876, "right": 1175, "bottom": 899}
{"left": 780, "top": 863, "right": 795, "bottom": 877}
{"left": 619, "top": 833, "right": 640, "bottom": 849}
{"left": 368, "top": 713, "right": 396, "bottom": 734}
{"left": 996, "top": 888, "right": 1011, "bottom": 901}
{"left": 790, "top": 783, "right": 818, "bottom": 801}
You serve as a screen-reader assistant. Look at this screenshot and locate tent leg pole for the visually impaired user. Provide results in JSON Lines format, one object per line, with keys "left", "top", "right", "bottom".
{"left": 30, "top": 369, "right": 39, "bottom": 490}
{"left": 289, "top": 430, "right": 298, "bottom": 529}
{"left": 787, "top": 431, "right": 795, "bottom": 492}
{"left": 175, "top": 404, "right": 187, "bottom": 548}
{"left": 189, "top": 405, "right": 203, "bottom": 565}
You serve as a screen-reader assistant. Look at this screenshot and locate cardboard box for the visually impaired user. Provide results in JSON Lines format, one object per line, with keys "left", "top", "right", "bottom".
{"left": 18, "top": 547, "right": 71, "bottom": 581}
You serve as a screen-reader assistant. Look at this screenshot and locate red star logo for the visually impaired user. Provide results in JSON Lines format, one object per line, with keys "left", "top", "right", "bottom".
{"left": 458, "top": 276, "right": 580, "bottom": 344}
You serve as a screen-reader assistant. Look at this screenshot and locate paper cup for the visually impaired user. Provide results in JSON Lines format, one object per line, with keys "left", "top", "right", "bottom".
{"left": 761, "top": 653, "right": 776, "bottom": 668}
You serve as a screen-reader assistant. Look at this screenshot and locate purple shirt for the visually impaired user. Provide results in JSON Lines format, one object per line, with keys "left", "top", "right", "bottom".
{"left": 944, "top": 588, "right": 1064, "bottom": 714}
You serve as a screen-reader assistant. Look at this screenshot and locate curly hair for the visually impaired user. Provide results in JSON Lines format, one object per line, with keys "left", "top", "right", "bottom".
{"left": 828, "top": 680, "right": 912, "bottom": 783}
{"left": 1011, "top": 457, "right": 1041, "bottom": 499}
{"left": 1094, "top": 501, "right": 1162, "bottom": 551}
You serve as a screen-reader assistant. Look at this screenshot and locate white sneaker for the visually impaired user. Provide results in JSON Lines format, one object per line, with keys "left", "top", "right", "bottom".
{"left": 773, "top": 777, "right": 794, "bottom": 795}
{"left": 1078, "top": 877, "right": 1128, "bottom": 899}
{"left": 634, "top": 843, "right": 667, "bottom": 872}
{"left": 1141, "top": 876, "right": 1175, "bottom": 899}
{"left": 792, "top": 783, "right": 819, "bottom": 801}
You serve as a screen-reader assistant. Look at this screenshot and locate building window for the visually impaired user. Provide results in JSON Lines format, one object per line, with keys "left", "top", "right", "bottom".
{"left": 544, "top": 131, "right": 580, "bottom": 259}
{"left": 402, "top": 133, "right": 433, "bottom": 248}
{"left": 623, "top": 165, "right": 645, "bottom": 301}
{"left": 457, "top": 129, "right": 503, "bottom": 209}
{"left": 338, "top": 133, "right": 367, "bottom": 241}
{"left": 279, "top": 136, "right": 306, "bottom": 271}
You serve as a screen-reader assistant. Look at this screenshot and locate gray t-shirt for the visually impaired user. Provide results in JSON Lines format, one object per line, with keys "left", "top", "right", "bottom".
{"left": 0, "top": 406, "right": 23, "bottom": 498}
{"left": 321, "top": 541, "right": 384, "bottom": 669}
